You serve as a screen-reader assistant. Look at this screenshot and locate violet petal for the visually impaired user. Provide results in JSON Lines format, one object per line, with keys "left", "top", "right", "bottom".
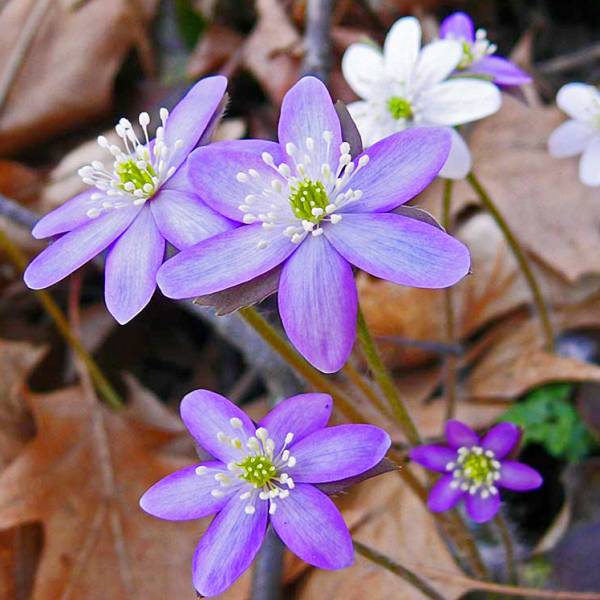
{"left": 499, "top": 461, "right": 543, "bottom": 491}
{"left": 410, "top": 445, "right": 457, "bottom": 473}
{"left": 481, "top": 422, "right": 520, "bottom": 459}
{"left": 445, "top": 420, "right": 479, "bottom": 449}
{"left": 465, "top": 491, "right": 501, "bottom": 523}
{"left": 427, "top": 474, "right": 464, "bottom": 512}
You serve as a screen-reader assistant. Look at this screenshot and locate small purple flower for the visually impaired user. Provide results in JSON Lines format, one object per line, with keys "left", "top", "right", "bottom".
{"left": 140, "top": 390, "right": 390, "bottom": 597}
{"left": 24, "top": 76, "right": 235, "bottom": 324}
{"left": 440, "top": 12, "right": 531, "bottom": 87}
{"left": 157, "top": 76, "right": 471, "bottom": 373}
{"left": 410, "top": 420, "right": 542, "bottom": 523}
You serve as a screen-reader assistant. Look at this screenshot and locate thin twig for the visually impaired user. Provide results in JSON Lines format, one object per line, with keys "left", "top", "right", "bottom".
{"left": 353, "top": 541, "right": 446, "bottom": 600}
{"left": 0, "top": 193, "right": 38, "bottom": 230}
{"left": 495, "top": 513, "right": 517, "bottom": 584}
{"left": 302, "top": 0, "right": 334, "bottom": 81}
{"left": 442, "top": 179, "right": 458, "bottom": 421}
{"left": 356, "top": 306, "right": 421, "bottom": 446}
{"left": 0, "top": 227, "right": 123, "bottom": 408}
{"left": 467, "top": 172, "right": 555, "bottom": 352}
{"left": 0, "top": 0, "right": 52, "bottom": 118}
{"left": 536, "top": 42, "right": 600, "bottom": 74}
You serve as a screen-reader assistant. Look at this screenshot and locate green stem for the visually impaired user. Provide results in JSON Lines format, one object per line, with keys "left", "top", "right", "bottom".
{"left": 495, "top": 513, "right": 517, "bottom": 584}
{"left": 466, "top": 172, "right": 554, "bottom": 352}
{"left": 356, "top": 305, "right": 421, "bottom": 446}
{"left": 442, "top": 179, "right": 458, "bottom": 421}
{"left": 0, "top": 228, "right": 123, "bottom": 409}
{"left": 353, "top": 540, "right": 446, "bottom": 600}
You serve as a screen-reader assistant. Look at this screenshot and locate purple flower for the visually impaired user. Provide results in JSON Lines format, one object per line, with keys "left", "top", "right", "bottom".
{"left": 410, "top": 420, "right": 542, "bottom": 523}
{"left": 157, "top": 76, "right": 471, "bottom": 373}
{"left": 24, "top": 76, "right": 235, "bottom": 324}
{"left": 440, "top": 12, "right": 531, "bottom": 87}
{"left": 139, "top": 390, "right": 390, "bottom": 597}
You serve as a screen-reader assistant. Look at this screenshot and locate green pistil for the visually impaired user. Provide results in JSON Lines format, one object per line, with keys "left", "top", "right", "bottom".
{"left": 238, "top": 455, "right": 276, "bottom": 487}
{"left": 116, "top": 158, "right": 156, "bottom": 194}
{"left": 387, "top": 96, "right": 413, "bottom": 120}
{"left": 458, "top": 41, "right": 474, "bottom": 69}
{"left": 462, "top": 453, "right": 494, "bottom": 485}
{"left": 289, "top": 179, "right": 329, "bottom": 223}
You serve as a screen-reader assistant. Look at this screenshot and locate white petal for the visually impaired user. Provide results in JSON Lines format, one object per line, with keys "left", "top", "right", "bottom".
{"left": 580, "top": 137, "right": 600, "bottom": 186}
{"left": 384, "top": 16, "right": 421, "bottom": 81}
{"left": 413, "top": 40, "right": 463, "bottom": 93}
{"left": 556, "top": 83, "right": 600, "bottom": 122}
{"left": 548, "top": 120, "right": 595, "bottom": 158}
{"left": 342, "top": 43, "right": 385, "bottom": 100}
{"left": 347, "top": 100, "right": 399, "bottom": 148}
{"left": 438, "top": 128, "right": 471, "bottom": 179}
{"left": 420, "top": 79, "right": 501, "bottom": 126}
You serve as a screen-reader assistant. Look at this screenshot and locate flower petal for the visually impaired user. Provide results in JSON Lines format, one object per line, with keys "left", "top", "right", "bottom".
{"left": 157, "top": 224, "right": 297, "bottom": 299}
{"left": 342, "top": 127, "right": 451, "bottom": 213}
{"left": 548, "top": 120, "right": 595, "bottom": 158}
{"left": 278, "top": 235, "right": 357, "bottom": 373}
{"left": 499, "top": 461, "right": 543, "bottom": 491}
{"left": 440, "top": 12, "right": 475, "bottom": 42}
{"left": 580, "top": 136, "right": 600, "bottom": 187}
{"left": 104, "top": 205, "right": 164, "bottom": 324}
{"left": 383, "top": 16, "right": 421, "bottom": 81}
{"left": 192, "top": 495, "right": 267, "bottom": 597}
{"left": 420, "top": 79, "right": 501, "bottom": 126}
{"left": 438, "top": 127, "right": 472, "bottom": 179}
{"left": 270, "top": 483, "right": 353, "bottom": 569}
{"left": 324, "top": 213, "right": 470, "bottom": 289}
{"left": 278, "top": 76, "right": 342, "bottom": 177}
{"left": 32, "top": 189, "right": 99, "bottom": 239}
{"left": 413, "top": 40, "right": 463, "bottom": 92}
{"left": 187, "top": 141, "right": 285, "bottom": 222}
{"left": 409, "top": 445, "right": 457, "bottom": 473}
{"left": 445, "top": 420, "right": 479, "bottom": 449}
{"left": 258, "top": 393, "right": 333, "bottom": 454}
{"left": 288, "top": 424, "right": 391, "bottom": 483}
{"left": 481, "top": 422, "right": 520, "bottom": 459}
{"left": 470, "top": 55, "right": 531, "bottom": 86}
{"left": 180, "top": 389, "right": 256, "bottom": 463}
{"left": 428, "top": 474, "right": 464, "bottom": 512}
{"left": 163, "top": 75, "right": 228, "bottom": 174}
{"left": 139, "top": 462, "right": 237, "bottom": 520}
{"left": 342, "top": 43, "right": 385, "bottom": 100}
{"left": 150, "top": 189, "right": 235, "bottom": 250}
{"left": 464, "top": 491, "right": 500, "bottom": 523}
{"left": 556, "top": 83, "right": 599, "bottom": 121}
{"left": 24, "top": 205, "right": 140, "bottom": 290}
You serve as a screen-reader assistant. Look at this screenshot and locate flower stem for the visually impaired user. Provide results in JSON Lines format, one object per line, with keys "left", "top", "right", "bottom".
{"left": 466, "top": 172, "right": 554, "bottom": 352}
{"left": 495, "top": 513, "right": 517, "bottom": 584}
{"left": 356, "top": 305, "right": 421, "bottom": 446}
{"left": 442, "top": 179, "right": 458, "bottom": 421}
{"left": 353, "top": 540, "right": 446, "bottom": 600}
{"left": 0, "top": 228, "right": 123, "bottom": 409}
{"left": 342, "top": 360, "right": 393, "bottom": 420}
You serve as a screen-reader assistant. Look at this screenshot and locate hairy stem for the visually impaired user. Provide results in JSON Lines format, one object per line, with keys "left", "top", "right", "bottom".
{"left": 466, "top": 172, "right": 554, "bottom": 352}
{"left": 356, "top": 306, "right": 421, "bottom": 446}
{"left": 495, "top": 513, "right": 517, "bottom": 584}
{"left": 442, "top": 179, "right": 458, "bottom": 421}
{"left": 353, "top": 541, "right": 446, "bottom": 600}
{"left": 0, "top": 228, "right": 123, "bottom": 409}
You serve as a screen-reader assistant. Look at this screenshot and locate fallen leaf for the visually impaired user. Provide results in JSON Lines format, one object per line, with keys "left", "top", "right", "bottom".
{"left": 0, "top": 0, "right": 158, "bottom": 155}
{"left": 0, "top": 384, "right": 249, "bottom": 599}
{"left": 187, "top": 23, "right": 243, "bottom": 79}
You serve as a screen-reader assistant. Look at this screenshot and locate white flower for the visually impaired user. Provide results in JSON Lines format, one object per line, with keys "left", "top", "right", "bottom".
{"left": 341, "top": 16, "right": 502, "bottom": 179}
{"left": 548, "top": 83, "right": 600, "bottom": 187}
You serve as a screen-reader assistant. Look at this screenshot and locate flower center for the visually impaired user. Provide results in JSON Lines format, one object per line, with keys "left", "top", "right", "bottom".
{"left": 289, "top": 179, "right": 330, "bottom": 223}
{"left": 237, "top": 455, "right": 277, "bottom": 487}
{"left": 387, "top": 96, "right": 413, "bottom": 120}
{"left": 446, "top": 445, "right": 501, "bottom": 499}
{"left": 78, "top": 109, "right": 182, "bottom": 219}
{"left": 456, "top": 29, "right": 497, "bottom": 69}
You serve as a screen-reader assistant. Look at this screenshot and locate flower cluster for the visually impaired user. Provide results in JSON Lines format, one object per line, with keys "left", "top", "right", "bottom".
{"left": 140, "top": 391, "right": 390, "bottom": 597}
{"left": 341, "top": 15, "right": 528, "bottom": 179}
{"left": 410, "top": 420, "right": 542, "bottom": 522}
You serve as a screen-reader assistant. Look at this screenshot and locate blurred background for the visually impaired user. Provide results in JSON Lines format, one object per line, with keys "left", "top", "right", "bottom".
{"left": 0, "top": 0, "right": 599, "bottom": 598}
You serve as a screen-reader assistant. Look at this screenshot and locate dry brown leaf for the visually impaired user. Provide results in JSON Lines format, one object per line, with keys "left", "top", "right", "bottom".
{"left": 0, "top": 385, "right": 249, "bottom": 599}
{"left": 458, "top": 94, "right": 600, "bottom": 282}
{"left": 0, "top": 0, "right": 158, "bottom": 155}
{"left": 187, "top": 23, "right": 243, "bottom": 80}
{"left": 0, "top": 160, "right": 42, "bottom": 204}
{"left": 297, "top": 473, "right": 466, "bottom": 600}
{"left": 242, "top": 0, "right": 301, "bottom": 105}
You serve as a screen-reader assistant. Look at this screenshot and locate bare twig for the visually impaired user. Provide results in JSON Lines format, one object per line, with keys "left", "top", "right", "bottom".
{"left": 0, "top": 0, "right": 52, "bottom": 118}
{"left": 0, "top": 193, "right": 38, "bottom": 230}
{"left": 302, "top": 0, "right": 334, "bottom": 81}
{"left": 536, "top": 42, "right": 600, "bottom": 75}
